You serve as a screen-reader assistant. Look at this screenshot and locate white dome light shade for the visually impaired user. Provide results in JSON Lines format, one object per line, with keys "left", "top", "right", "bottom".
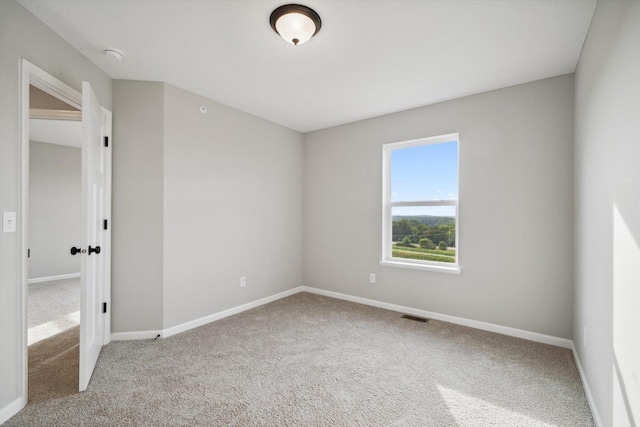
{"left": 270, "top": 4, "right": 321, "bottom": 46}
{"left": 275, "top": 13, "right": 315, "bottom": 45}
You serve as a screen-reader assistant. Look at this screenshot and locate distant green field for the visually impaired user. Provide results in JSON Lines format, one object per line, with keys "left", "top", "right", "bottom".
{"left": 393, "top": 245, "right": 455, "bottom": 256}
{"left": 392, "top": 215, "right": 455, "bottom": 226}
{"left": 392, "top": 217, "right": 455, "bottom": 251}
{"left": 392, "top": 245, "right": 455, "bottom": 263}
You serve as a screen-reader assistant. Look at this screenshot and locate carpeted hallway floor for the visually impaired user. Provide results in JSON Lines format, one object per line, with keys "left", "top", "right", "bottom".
{"left": 28, "top": 326, "right": 79, "bottom": 404}
{"left": 8, "top": 292, "right": 594, "bottom": 426}
{"left": 27, "top": 277, "right": 80, "bottom": 405}
{"left": 28, "top": 277, "right": 80, "bottom": 345}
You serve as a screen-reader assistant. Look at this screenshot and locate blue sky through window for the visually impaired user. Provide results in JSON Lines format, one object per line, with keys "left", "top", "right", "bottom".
{"left": 391, "top": 140, "right": 458, "bottom": 215}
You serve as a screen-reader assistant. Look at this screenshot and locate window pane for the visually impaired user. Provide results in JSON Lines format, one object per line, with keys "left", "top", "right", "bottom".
{"left": 391, "top": 206, "right": 456, "bottom": 264}
{"left": 391, "top": 141, "right": 458, "bottom": 202}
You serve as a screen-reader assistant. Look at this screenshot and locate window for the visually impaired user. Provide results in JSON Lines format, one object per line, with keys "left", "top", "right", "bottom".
{"left": 381, "top": 133, "right": 460, "bottom": 273}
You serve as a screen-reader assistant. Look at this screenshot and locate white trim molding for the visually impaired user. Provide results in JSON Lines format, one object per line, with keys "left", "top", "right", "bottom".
{"left": 381, "top": 133, "right": 460, "bottom": 272}
{"left": 28, "top": 273, "right": 80, "bottom": 284}
{"left": 113, "top": 285, "right": 572, "bottom": 350}
{"left": 0, "top": 397, "right": 24, "bottom": 425}
{"left": 379, "top": 260, "right": 461, "bottom": 274}
{"left": 163, "top": 287, "right": 302, "bottom": 338}
{"left": 572, "top": 343, "right": 603, "bottom": 427}
{"left": 112, "top": 285, "right": 572, "bottom": 350}
{"left": 111, "top": 330, "right": 163, "bottom": 341}
{"left": 30, "top": 108, "right": 81, "bottom": 121}
{"left": 18, "top": 59, "right": 85, "bottom": 419}
{"left": 111, "top": 287, "right": 303, "bottom": 342}
{"left": 301, "top": 286, "right": 573, "bottom": 349}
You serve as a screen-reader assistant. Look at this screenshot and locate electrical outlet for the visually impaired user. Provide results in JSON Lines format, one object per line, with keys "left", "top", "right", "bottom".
{"left": 240, "top": 276, "right": 246, "bottom": 287}
{"left": 583, "top": 327, "right": 587, "bottom": 348}
{"left": 369, "top": 273, "right": 376, "bottom": 284}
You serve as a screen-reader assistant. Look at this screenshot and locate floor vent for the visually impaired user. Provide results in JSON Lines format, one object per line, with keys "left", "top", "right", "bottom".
{"left": 401, "top": 314, "right": 429, "bottom": 323}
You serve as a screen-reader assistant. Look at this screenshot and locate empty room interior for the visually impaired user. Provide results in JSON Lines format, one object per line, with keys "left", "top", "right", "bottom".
{"left": 0, "top": 0, "right": 638, "bottom": 426}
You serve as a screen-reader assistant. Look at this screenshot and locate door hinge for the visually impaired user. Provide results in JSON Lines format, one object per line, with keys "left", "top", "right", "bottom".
{"left": 28, "top": 248, "right": 30, "bottom": 258}
{"left": 103, "top": 219, "right": 108, "bottom": 230}
{"left": 104, "top": 136, "right": 109, "bottom": 147}
{"left": 102, "top": 302, "right": 107, "bottom": 314}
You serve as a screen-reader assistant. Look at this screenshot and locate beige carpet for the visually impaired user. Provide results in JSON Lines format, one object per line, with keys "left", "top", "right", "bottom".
{"left": 28, "top": 278, "right": 80, "bottom": 345}
{"left": 7, "top": 292, "right": 594, "bottom": 426}
{"left": 28, "top": 325, "right": 79, "bottom": 404}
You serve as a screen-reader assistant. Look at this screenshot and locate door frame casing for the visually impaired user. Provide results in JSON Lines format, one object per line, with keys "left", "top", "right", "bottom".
{"left": 19, "top": 59, "right": 112, "bottom": 405}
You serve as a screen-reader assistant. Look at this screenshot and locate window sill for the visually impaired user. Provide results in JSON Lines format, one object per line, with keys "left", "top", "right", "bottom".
{"left": 379, "top": 260, "right": 461, "bottom": 275}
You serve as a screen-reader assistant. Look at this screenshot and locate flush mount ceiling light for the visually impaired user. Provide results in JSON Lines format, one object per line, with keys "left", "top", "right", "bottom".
{"left": 270, "top": 4, "right": 321, "bottom": 46}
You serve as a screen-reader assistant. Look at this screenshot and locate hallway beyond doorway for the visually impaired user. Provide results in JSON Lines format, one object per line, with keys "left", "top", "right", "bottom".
{"left": 28, "top": 277, "right": 79, "bottom": 345}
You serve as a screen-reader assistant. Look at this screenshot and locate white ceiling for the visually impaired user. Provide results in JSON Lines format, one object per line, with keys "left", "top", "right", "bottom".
{"left": 18, "top": 0, "right": 596, "bottom": 133}
{"left": 30, "top": 119, "right": 82, "bottom": 148}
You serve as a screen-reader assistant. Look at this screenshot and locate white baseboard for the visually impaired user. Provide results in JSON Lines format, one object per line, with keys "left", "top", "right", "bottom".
{"left": 28, "top": 272, "right": 80, "bottom": 284}
{"left": 110, "top": 330, "right": 163, "bottom": 341}
{"left": 111, "top": 287, "right": 303, "bottom": 342}
{"left": 301, "top": 286, "right": 573, "bottom": 349}
{"left": 163, "top": 287, "right": 303, "bottom": 338}
{"left": 0, "top": 397, "right": 24, "bottom": 425}
{"left": 112, "top": 285, "right": 572, "bottom": 349}
{"left": 572, "top": 343, "right": 603, "bottom": 427}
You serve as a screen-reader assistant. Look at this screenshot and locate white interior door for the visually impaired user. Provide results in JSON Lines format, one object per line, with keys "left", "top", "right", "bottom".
{"left": 79, "top": 81, "right": 107, "bottom": 391}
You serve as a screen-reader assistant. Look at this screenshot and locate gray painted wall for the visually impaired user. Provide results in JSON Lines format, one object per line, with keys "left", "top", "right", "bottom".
{"left": 28, "top": 141, "right": 81, "bottom": 279}
{"left": 163, "top": 84, "right": 304, "bottom": 328}
{"left": 304, "top": 75, "right": 575, "bottom": 339}
{"left": 0, "top": 0, "right": 112, "bottom": 414}
{"left": 111, "top": 80, "right": 165, "bottom": 333}
{"left": 6, "top": 0, "right": 637, "bottom": 424}
{"left": 111, "top": 81, "right": 304, "bottom": 332}
{"left": 574, "top": 1, "right": 640, "bottom": 426}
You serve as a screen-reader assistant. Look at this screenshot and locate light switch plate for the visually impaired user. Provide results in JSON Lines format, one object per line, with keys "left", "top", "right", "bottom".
{"left": 3, "top": 212, "right": 17, "bottom": 233}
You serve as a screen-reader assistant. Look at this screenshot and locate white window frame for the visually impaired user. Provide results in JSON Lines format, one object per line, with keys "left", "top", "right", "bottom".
{"left": 380, "top": 133, "right": 461, "bottom": 274}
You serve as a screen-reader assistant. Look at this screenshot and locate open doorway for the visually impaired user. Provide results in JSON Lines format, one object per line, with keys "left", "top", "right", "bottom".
{"left": 19, "top": 60, "right": 112, "bottom": 410}
{"left": 27, "top": 85, "right": 82, "bottom": 402}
